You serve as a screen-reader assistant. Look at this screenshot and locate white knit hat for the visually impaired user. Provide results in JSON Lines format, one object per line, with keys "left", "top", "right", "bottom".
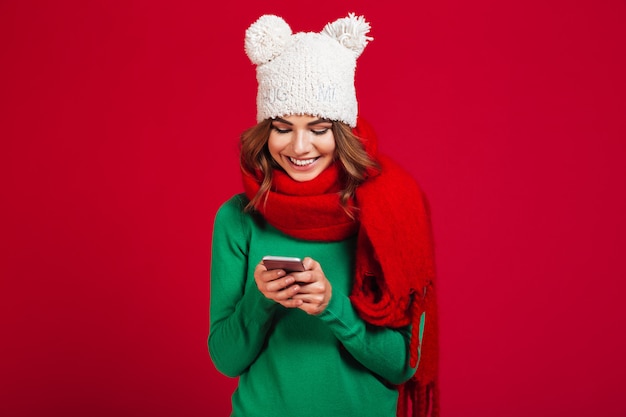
{"left": 244, "top": 13, "right": 372, "bottom": 127}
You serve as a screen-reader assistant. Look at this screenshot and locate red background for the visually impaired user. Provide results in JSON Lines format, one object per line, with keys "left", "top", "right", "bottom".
{"left": 2, "top": 1, "right": 625, "bottom": 416}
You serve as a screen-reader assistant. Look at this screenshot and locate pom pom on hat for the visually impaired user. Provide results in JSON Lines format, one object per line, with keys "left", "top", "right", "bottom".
{"left": 322, "top": 13, "right": 373, "bottom": 58}
{"left": 245, "top": 15, "right": 293, "bottom": 65}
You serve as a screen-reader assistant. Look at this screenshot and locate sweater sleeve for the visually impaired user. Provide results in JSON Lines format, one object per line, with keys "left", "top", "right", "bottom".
{"left": 317, "top": 290, "right": 424, "bottom": 385}
{"left": 208, "top": 195, "right": 278, "bottom": 377}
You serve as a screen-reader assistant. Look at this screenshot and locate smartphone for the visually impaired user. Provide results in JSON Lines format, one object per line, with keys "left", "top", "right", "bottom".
{"left": 262, "top": 256, "right": 305, "bottom": 272}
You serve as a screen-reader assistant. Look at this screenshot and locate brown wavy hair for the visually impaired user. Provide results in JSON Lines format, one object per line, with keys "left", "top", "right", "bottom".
{"left": 240, "top": 119, "right": 379, "bottom": 215}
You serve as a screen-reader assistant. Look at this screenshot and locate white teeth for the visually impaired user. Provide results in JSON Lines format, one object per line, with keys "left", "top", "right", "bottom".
{"left": 289, "top": 157, "right": 317, "bottom": 166}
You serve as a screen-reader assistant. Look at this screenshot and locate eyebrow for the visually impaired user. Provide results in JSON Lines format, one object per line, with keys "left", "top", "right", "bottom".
{"left": 273, "top": 117, "right": 332, "bottom": 126}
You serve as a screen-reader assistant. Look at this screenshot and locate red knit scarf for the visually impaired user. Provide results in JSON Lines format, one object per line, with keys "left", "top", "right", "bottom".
{"left": 241, "top": 118, "right": 439, "bottom": 417}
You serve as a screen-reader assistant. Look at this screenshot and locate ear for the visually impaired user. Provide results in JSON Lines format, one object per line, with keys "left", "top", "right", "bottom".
{"left": 245, "top": 15, "right": 293, "bottom": 65}
{"left": 321, "top": 13, "right": 373, "bottom": 58}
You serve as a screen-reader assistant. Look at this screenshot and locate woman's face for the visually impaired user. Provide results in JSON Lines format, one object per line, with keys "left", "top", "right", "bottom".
{"left": 268, "top": 114, "right": 336, "bottom": 182}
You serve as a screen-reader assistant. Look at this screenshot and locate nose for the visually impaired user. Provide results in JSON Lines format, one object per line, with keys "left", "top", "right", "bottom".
{"left": 292, "top": 129, "right": 312, "bottom": 155}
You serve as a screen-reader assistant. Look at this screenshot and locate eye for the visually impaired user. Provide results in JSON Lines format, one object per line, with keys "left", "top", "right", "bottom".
{"left": 311, "top": 128, "right": 330, "bottom": 136}
{"left": 271, "top": 125, "right": 291, "bottom": 134}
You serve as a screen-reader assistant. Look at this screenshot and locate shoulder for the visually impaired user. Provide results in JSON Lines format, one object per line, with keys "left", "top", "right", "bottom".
{"left": 213, "top": 193, "right": 256, "bottom": 240}
{"left": 214, "top": 193, "right": 254, "bottom": 226}
{"left": 216, "top": 193, "right": 249, "bottom": 217}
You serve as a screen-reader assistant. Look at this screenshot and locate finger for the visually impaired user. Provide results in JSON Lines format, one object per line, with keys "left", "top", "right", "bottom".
{"left": 277, "top": 298, "right": 304, "bottom": 309}
{"left": 291, "top": 288, "right": 326, "bottom": 301}
{"left": 264, "top": 275, "right": 296, "bottom": 292}
{"left": 258, "top": 268, "right": 286, "bottom": 283}
{"left": 289, "top": 270, "right": 312, "bottom": 284}
{"left": 297, "top": 299, "right": 328, "bottom": 315}
{"left": 255, "top": 261, "right": 288, "bottom": 278}
{"left": 302, "top": 257, "right": 319, "bottom": 270}
{"left": 290, "top": 279, "right": 324, "bottom": 295}
{"left": 254, "top": 262, "right": 268, "bottom": 274}
{"left": 273, "top": 283, "right": 301, "bottom": 301}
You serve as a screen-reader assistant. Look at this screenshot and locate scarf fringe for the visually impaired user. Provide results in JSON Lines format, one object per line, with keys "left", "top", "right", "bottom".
{"left": 397, "top": 379, "right": 439, "bottom": 417}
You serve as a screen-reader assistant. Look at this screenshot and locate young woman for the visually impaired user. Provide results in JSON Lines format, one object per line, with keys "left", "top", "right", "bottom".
{"left": 209, "top": 14, "right": 438, "bottom": 417}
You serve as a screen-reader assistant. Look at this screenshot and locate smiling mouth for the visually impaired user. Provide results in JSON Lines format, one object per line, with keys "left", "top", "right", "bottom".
{"left": 288, "top": 156, "right": 319, "bottom": 167}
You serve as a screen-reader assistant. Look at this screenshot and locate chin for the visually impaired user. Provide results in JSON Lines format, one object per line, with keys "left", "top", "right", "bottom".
{"left": 288, "top": 172, "right": 320, "bottom": 182}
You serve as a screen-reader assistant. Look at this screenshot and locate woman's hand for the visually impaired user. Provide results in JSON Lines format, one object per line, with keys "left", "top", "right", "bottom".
{"left": 254, "top": 262, "right": 304, "bottom": 309}
{"left": 290, "top": 257, "right": 332, "bottom": 315}
{"left": 254, "top": 257, "right": 332, "bottom": 314}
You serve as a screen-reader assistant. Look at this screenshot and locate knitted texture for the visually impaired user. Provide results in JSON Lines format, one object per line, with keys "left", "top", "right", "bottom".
{"left": 241, "top": 117, "right": 439, "bottom": 417}
{"left": 245, "top": 14, "right": 372, "bottom": 127}
{"left": 242, "top": 163, "right": 358, "bottom": 240}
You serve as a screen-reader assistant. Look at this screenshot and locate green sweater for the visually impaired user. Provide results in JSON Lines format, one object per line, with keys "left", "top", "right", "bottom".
{"left": 209, "top": 194, "right": 422, "bottom": 417}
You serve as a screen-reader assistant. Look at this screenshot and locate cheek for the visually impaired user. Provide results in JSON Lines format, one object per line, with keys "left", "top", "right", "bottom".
{"left": 321, "top": 136, "right": 337, "bottom": 156}
{"left": 267, "top": 135, "right": 285, "bottom": 160}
